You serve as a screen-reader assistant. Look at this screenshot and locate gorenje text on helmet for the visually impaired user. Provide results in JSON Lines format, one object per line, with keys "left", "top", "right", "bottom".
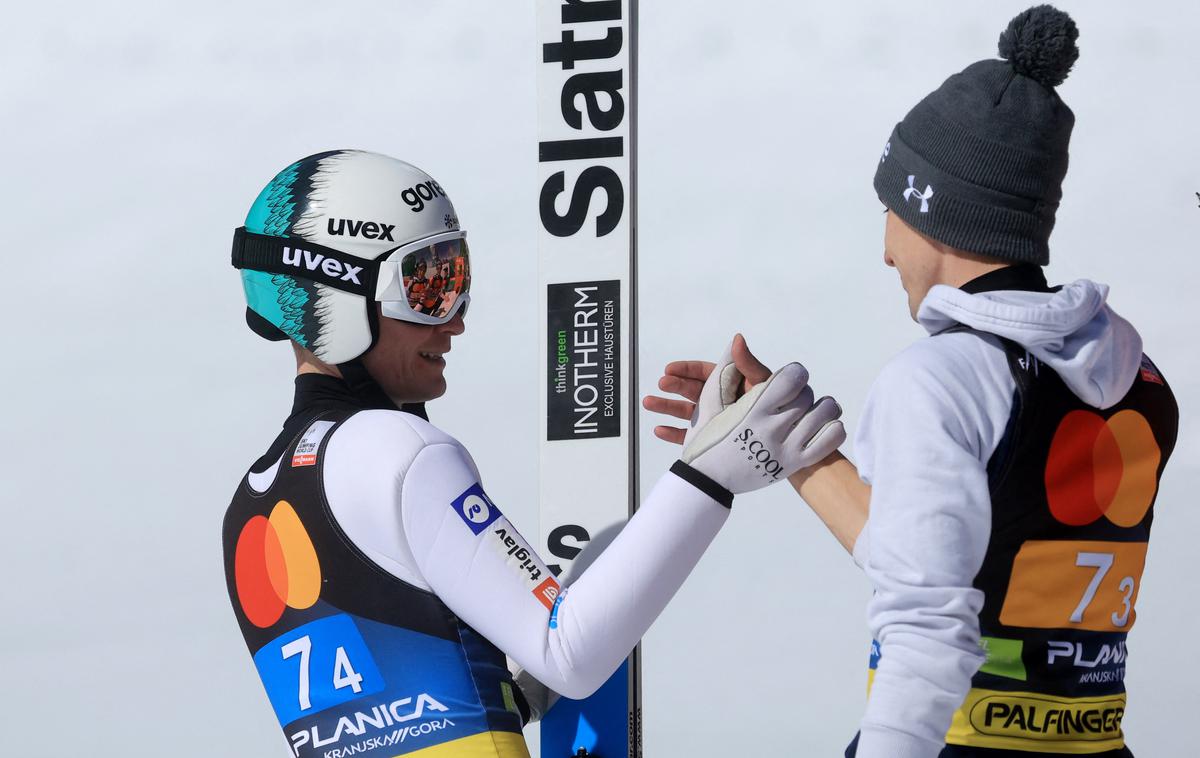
{"left": 401, "top": 180, "right": 447, "bottom": 213}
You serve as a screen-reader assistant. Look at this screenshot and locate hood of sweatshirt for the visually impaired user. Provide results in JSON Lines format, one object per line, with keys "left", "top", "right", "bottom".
{"left": 916, "top": 279, "right": 1143, "bottom": 409}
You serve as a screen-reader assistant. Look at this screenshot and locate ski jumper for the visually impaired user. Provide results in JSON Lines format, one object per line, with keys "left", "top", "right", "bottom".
{"left": 849, "top": 267, "right": 1178, "bottom": 758}
{"left": 223, "top": 374, "right": 731, "bottom": 757}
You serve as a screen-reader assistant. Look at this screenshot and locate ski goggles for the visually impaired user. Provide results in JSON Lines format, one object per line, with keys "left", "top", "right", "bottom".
{"left": 231, "top": 227, "right": 471, "bottom": 325}
{"left": 375, "top": 231, "right": 471, "bottom": 324}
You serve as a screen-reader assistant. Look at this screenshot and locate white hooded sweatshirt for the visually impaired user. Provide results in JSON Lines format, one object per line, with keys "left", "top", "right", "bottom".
{"left": 851, "top": 277, "right": 1144, "bottom": 758}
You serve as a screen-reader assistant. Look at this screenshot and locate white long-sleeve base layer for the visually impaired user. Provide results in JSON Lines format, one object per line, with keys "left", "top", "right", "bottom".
{"left": 851, "top": 280, "right": 1142, "bottom": 758}
{"left": 319, "top": 409, "right": 729, "bottom": 701}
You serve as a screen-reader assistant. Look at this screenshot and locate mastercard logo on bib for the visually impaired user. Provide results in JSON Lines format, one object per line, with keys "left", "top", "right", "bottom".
{"left": 234, "top": 501, "right": 322, "bottom": 628}
{"left": 1045, "top": 410, "right": 1161, "bottom": 527}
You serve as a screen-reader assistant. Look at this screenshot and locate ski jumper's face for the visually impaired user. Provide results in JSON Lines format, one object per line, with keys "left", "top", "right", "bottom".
{"left": 360, "top": 307, "right": 466, "bottom": 403}
{"left": 882, "top": 210, "right": 1012, "bottom": 320}
{"left": 883, "top": 211, "right": 944, "bottom": 321}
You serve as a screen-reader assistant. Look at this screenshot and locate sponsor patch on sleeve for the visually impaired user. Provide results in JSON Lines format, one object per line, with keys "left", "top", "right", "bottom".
{"left": 487, "top": 523, "right": 560, "bottom": 609}
{"left": 535, "top": 578, "right": 561, "bottom": 613}
{"left": 452, "top": 484, "right": 561, "bottom": 611}
{"left": 450, "top": 483, "right": 503, "bottom": 535}
{"left": 292, "top": 420, "right": 336, "bottom": 467}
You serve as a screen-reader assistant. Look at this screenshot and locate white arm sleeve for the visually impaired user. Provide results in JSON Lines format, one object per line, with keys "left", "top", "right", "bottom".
{"left": 401, "top": 442, "right": 730, "bottom": 699}
{"left": 852, "top": 333, "right": 1015, "bottom": 758}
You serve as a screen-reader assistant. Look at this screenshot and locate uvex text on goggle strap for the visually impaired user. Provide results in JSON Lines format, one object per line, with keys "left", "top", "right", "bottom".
{"left": 230, "top": 227, "right": 471, "bottom": 324}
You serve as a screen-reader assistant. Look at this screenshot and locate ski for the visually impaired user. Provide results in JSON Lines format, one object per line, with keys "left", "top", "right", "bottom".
{"left": 536, "top": 1, "right": 639, "bottom": 757}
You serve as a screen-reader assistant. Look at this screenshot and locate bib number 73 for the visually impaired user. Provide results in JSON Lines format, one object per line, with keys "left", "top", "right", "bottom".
{"left": 999, "top": 540, "right": 1148, "bottom": 632}
{"left": 1070, "top": 552, "right": 1136, "bottom": 628}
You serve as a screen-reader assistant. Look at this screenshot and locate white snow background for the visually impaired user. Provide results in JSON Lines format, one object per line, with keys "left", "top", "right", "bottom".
{"left": 2, "top": 1, "right": 1196, "bottom": 755}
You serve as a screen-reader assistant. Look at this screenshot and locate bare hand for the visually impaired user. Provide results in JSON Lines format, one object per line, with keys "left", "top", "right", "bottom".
{"left": 642, "top": 333, "right": 772, "bottom": 444}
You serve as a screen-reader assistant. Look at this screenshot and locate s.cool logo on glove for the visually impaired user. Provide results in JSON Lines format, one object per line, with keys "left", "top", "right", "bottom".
{"left": 735, "top": 428, "right": 784, "bottom": 480}
{"left": 682, "top": 355, "right": 845, "bottom": 496}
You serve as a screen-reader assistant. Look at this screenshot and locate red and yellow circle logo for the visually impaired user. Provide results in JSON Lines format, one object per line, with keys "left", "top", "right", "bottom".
{"left": 1045, "top": 410, "right": 1161, "bottom": 527}
{"left": 234, "top": 501, "right": 322, "bottom": 628}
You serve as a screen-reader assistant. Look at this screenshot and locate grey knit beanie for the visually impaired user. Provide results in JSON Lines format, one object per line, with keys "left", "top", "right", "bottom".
{"left": 874, "top": 5, "right": 1080, "bottom": 265}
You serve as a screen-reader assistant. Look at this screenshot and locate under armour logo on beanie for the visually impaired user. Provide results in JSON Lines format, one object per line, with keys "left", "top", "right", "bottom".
{"left": 903, "top": 176, "right": 934, "bottom": 213}
{"left": 873, "top": 5, "right": 1080, "bottom": 265}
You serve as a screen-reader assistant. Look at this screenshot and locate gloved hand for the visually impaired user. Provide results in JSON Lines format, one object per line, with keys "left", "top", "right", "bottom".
{"left": 680, "top": 343, "right": 844, "bottom": 495}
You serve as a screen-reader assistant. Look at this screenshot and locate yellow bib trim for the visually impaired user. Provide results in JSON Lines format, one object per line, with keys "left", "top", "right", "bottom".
{"left": 400, "top": 729, "right": 531, "bottom": 758}
{"left": 946, "top": 688, "right": 1126, "bottom": 754}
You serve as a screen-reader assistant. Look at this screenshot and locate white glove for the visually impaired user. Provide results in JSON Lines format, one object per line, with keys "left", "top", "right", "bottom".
{"left": 680, "top": 344, "right": 845, "bottom": 495}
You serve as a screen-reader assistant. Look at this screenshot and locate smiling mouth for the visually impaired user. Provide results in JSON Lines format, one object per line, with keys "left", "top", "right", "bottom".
{"left": 419, "top": 351, "right": 445, "bottom": 362}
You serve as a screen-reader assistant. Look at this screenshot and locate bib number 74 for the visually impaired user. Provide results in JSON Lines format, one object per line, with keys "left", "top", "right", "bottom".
{"left": 253, "top": 614, "right": 384, "bottom": 724}
{"left": 281, "top": 635, "right": 364, "bottom": 711}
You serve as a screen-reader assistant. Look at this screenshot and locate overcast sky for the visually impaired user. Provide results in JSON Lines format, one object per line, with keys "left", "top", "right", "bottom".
{"left": 3, "top": 1, "right": 1197, "bottom": 755}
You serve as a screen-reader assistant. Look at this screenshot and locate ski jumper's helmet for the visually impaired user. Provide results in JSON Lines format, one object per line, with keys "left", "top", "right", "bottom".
{"left": 231, "top": 150, "right": 468, "bottom": 365}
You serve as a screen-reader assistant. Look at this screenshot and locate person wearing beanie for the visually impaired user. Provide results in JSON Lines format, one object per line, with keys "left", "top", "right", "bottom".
{"left": 645, "top": 6, "right": 1179, "bottom": 757}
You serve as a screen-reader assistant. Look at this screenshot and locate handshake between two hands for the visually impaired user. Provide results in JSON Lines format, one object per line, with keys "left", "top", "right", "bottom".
{"left": 642, "top": 334, "right": 846, "bottom": 498}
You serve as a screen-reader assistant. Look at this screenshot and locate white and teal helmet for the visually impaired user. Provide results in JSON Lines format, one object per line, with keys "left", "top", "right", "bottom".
{"left": 232, "top": 150, "right": 468, "bottom": 365}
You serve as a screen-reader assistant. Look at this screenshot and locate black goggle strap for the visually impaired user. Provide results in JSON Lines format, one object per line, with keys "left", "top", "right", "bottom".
{"left": 230, "top": 227, "right": 379, "bottom": 298}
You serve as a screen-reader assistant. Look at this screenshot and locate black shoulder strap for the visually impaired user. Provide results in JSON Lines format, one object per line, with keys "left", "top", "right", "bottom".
{"left": 930, "top": 323, "right": 1040, "bottom": 489}
{"left": 986, "top": 336, "right": 1046, "bottom": 490}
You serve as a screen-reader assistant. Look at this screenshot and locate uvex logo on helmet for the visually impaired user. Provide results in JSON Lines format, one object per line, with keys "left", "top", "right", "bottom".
{"left": 326, "top": 218, "right": 395, "bottom": 241}
{"left": 402, "top": 180, "right": 448, "bottom": 213}
{"left": 282, "top": 246, "right": 364, "bottom": 285}
{"left": 735, "top": 428, "right": 784, "bottom": 480}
